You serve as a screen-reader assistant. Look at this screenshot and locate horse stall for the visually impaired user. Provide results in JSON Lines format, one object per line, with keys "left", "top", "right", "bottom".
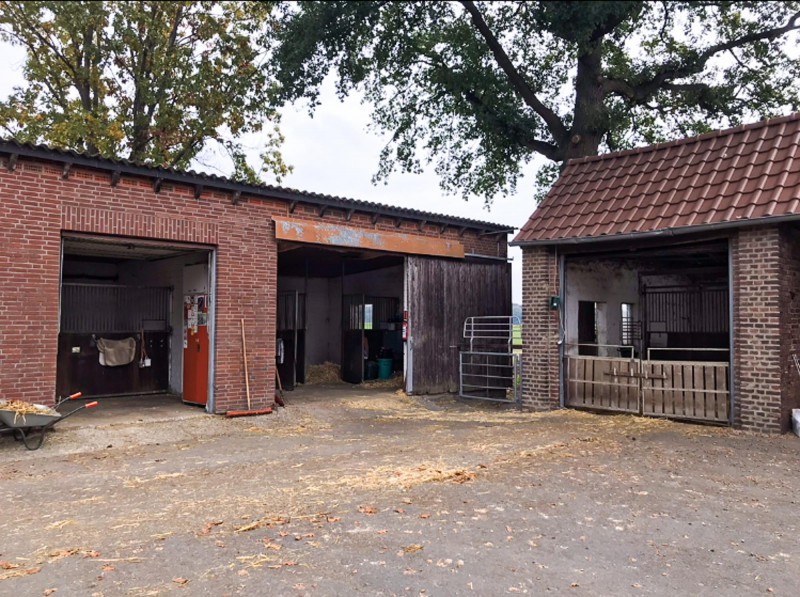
{"left": 276, "top": 243, "right": 405, "bottom": 389}
{"left": 563, "top": 240, "right": 731, "bottom": 424}
{"left": 57, "top": 234, "right": 214, "bottom": 406}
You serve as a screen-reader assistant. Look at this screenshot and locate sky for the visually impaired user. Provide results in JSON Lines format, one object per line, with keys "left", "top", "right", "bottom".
{"left": 0, "top": 40, "right": 536, "bottom": 303}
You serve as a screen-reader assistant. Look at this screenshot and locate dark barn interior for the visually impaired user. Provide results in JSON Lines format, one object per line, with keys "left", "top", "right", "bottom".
{"left": 276, "top": 242, "right": 405, "bottom": 389}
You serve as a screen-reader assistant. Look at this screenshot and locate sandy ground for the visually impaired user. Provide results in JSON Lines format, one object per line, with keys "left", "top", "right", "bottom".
{"left": 1, "top": 385, "right": 799, "bottom": 596}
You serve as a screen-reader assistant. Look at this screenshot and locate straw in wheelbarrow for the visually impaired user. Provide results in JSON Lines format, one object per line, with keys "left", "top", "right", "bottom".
{"left": 0, "top": 400, "right": 59, "bottom": 426}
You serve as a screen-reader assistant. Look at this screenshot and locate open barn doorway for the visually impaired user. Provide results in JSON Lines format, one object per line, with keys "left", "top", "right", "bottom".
{"left": 57, "top": 234, "right": 215, "bottom": 409}
{"left": 277, "top": 242, "right": 405, "bottom": 390}
{"left": 563, "top": 240, "right": 732, "bottom": 424}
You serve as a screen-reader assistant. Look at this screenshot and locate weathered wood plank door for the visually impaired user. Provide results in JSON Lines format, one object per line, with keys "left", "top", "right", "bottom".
{"left": 407, "top": 257, "right": 511, "bottom": 394}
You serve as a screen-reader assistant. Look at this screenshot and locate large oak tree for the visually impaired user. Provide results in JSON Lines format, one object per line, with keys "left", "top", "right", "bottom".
{"left": 270, "top": 1, "right": 800, "bottom": 202}
{"left": 0, "top": 1, "right": 289, "bottom": 182}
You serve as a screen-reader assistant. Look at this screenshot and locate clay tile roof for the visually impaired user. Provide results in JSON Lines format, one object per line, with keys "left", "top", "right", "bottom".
{"left": 512, "top": 113, "right": 800, "bottom": 245}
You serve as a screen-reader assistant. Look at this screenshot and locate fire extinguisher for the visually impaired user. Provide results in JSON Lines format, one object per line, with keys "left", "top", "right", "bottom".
{"left": 402, "top": 310, "right": 409, "bottom": 342}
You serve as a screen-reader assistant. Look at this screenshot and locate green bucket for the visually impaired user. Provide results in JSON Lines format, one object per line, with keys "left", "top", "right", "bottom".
{"left": 377, "top": 358, "right": 393, "bottom": 380}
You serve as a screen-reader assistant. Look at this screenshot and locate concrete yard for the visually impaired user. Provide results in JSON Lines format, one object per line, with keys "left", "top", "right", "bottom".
{"left": 1, "top": 385, "right": 799, "bottom": 595}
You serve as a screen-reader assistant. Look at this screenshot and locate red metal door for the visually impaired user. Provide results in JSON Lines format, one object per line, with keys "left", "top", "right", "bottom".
{"left": 183, "top": 294, "right": 209, "bottom": 406}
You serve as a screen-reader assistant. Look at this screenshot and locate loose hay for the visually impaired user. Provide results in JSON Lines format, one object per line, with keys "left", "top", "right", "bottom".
{"left": 305, "top": 362, "right": 344, "bottom": 384}
{"left": 361, "top": 375, "right": 404, "bottom": 390}
{"left": 315, "top": 463, "right": 478, "bottom": 492}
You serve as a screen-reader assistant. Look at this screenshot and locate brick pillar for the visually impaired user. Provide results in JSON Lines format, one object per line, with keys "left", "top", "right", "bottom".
{"left": 779, "top": 227, "right": 800, "bottom": 432}
{"left": 520, "top": 246, "right": 561, "bottom": 410}
{"left": 0, "top": 164, "right": 62, "bottom": 405}
{"left": 732, "top": 228, "right": 782, "bottom": 433}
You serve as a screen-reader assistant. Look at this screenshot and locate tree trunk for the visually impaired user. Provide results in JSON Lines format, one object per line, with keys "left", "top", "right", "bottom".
{"left": 563, "top": 41, "right": 608, "bottom": 162}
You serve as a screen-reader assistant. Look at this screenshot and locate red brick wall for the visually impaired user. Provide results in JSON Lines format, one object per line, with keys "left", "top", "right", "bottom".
{"left": 732, "top": 227, "right": 783, "bottom": 433}
{"left": 0, "top": 155, "right": 506, "bottom": 412}
{"left": 520, "top": 246, "right": 560, "bottom": 410}
{"left": 0, "top": 162, "right": 62, "bottom": 405}
{"left": 1, "top": 159, "right": 282, "bottom": 413}
{"left": 779, "top": 226, "right": 800, "bottom": 431}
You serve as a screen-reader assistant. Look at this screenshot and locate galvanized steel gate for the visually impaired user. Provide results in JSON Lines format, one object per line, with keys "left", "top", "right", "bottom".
{"left": 565, "top": 346, "right": 730, "bottom": 423}
{"left": 459, "top": 316, "right": 520, "bottom": 403}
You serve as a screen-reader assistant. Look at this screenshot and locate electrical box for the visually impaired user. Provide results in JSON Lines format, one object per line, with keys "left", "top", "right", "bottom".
{"left": 549, "top": 296, "right": 561, "bottom": 310}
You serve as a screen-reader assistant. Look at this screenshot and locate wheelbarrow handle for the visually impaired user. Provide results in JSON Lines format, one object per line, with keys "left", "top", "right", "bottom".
{"left": 68, "top": 392, "right": 83, "bottom": 400}
{"left": 56, "top": 401, "right": 99, "bottom": 424}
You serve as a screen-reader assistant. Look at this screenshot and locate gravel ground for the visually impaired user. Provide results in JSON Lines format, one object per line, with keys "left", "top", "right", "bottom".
{"left": 1, "top": 385, "right": 799, "bottom": 596}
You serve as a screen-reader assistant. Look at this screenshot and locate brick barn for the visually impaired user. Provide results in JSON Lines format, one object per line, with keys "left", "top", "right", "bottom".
{"left": 512, "top": 113, "right": 800, "bottom": 433}
{"left": 0, "top": 141, "right": 512, "bottom": 414}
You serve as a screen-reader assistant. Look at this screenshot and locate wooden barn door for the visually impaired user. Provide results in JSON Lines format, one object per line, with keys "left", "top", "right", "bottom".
{"left": 407, "top": 257, "right": 511, "bottom": 394}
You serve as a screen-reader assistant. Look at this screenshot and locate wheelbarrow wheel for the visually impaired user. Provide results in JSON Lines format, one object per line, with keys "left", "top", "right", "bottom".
{"left": 14, "top": 427, "right": 46, "bottom": 451}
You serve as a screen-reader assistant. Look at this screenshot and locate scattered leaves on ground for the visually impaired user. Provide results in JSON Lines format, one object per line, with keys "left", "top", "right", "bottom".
{"left": 0, "top": 566, "right": 41, "bottom": 581}
{"left": 197, "top": 521, "right": 223, "bottom": 536}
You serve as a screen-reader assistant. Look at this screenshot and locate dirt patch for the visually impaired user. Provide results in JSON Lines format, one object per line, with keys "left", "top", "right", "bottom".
{"left": 1, "top": 386, "right": 798, "bottom": 595}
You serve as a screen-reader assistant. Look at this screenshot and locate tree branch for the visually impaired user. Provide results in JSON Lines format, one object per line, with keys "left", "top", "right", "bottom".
{"left": 5, "top": 7, "right": 81, "bottom": 82}
{"left": 604, "top": 10, "right": 800, "bottom": 104}
{"left": 458, "top": 0, "right": 568, "bottom": 144}
{"left": 462, "top": 90, "right": 561, "bottom": 160}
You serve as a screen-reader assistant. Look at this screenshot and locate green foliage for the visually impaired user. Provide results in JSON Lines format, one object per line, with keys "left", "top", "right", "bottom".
{"left": 0, "top": 1, "right": 290, "bottom": 182}
{"left": 270, "top": 1, "right": 800, "bottom": 203}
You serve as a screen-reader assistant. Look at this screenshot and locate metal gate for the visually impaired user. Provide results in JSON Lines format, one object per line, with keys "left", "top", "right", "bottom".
{"left": 459, "top": 316, "right": 520, "bottom": 403}
{"left": 565, "top": 345, "right": 730, "bottom": 423}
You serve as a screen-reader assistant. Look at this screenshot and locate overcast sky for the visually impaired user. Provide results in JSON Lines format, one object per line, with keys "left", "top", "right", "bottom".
{"left": 0, "top": 41, "right": 535, "bottom": 302}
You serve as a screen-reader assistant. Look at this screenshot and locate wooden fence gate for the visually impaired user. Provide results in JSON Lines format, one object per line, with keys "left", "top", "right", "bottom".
{"left": 566, "top": 350, "right": 730, "bottom": 424}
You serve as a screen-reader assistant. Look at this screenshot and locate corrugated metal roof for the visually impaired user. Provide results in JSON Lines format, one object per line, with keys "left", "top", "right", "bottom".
{"left": 0, "top": 139, "right": 513, "bottom": 233}
{"left": 512, "top": 113, "right": 800, "bottom": 245}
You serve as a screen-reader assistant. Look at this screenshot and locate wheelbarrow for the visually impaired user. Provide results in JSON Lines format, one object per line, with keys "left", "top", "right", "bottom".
{"left": 0, "top": 392, "right": 98, "bottom": 450}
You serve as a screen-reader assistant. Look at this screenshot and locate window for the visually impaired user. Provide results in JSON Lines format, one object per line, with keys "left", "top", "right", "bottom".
{"left": 621, "top": 303, "right": 634, "bottom": 345}
{"left": 364, "top": 304, "right": 373, "bottom": 330}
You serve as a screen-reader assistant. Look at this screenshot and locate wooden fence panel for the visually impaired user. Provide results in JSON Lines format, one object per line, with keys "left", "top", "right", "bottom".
{"left": 565, "top": 356, "right": 639, "bottom": 413}
{"left": 642, "top": 361, "right": 728, "bottom": 422}
{"left": 567, "top": 356, "right": 730, "bottom": 424}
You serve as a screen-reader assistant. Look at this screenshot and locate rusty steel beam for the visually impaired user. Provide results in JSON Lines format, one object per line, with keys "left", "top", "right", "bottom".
{"left": 273, "top": 217, "right": 464, "bottom": 259}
